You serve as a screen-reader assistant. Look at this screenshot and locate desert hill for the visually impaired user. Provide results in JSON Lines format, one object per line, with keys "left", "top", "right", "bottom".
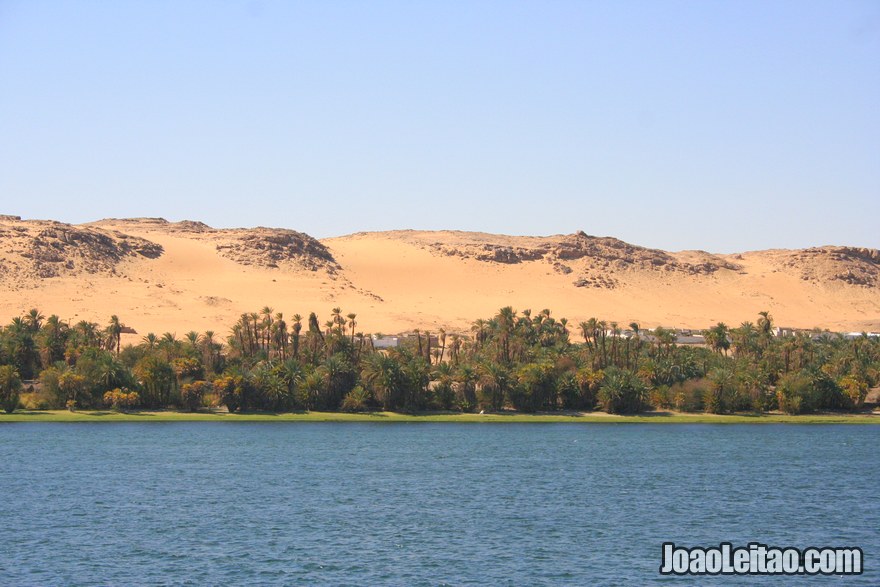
{"left": 0, "top": 215, "right": 878, "bottom": 341}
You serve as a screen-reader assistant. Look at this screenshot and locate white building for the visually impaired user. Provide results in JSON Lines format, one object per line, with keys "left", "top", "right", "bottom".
{"left": 372, "top": 335, "right": 399, "bottom": 349}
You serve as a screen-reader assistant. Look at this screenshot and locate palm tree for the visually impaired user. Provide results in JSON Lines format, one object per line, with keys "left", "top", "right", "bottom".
{"left": 455, "top": 364, "right": 478, "bottom": 408}
{"left": 437, "top": 329, "right": 447, "bottom": 364}
{"left": 306, "top": 313, "right": 325, "bottom": 361}
{"left": 291, "top": 314, "right": 303, "bottom": 358}
{"left": 652, "top": 327, "right": 676, "bottom": 360}
{"left": 496, "top": 306, "right": 516, "bottom": 364}
{"left": 449, "top": 335, "right": 462, "bottom": 365}
{"left": 478, "top": 362, "right": 511, "bottom": 411}
{"left": 142, "top": 333, "right": 158, "bottom": 350}
{"left": 597, "top": 320, "right": 608, "bottom": 367}
{"left": 731, "top": 322, "right": 757, "bottom": 358}
{"left": 230, "top": 323, "right": 244, "bottom": 355}
{"left": 706, "top": 367, "right": 735, "bottom": 413}
{"left": 431, "top": 361, "right": 455, "bottom": 409}
{"left": 362, "top": 353, "right": 402, "bottom": 410}
{"left": 629, "top": 322, "right": 641, "bottom": 369}
{"left": 413, "top": 328, "right": 422, "bottom": 357}
{"left": 248, "top": 312, "right": 261, "bottom": 352}
{"left": 423, "top": 330, "right": 431, "bottom": 363}
{"left": 72, "top": 320, "right": 101, "bottom": 349}
{"left": 158, "top": 332, "right": 179, "bottom": 360}
{"left": 39, "top": 314, "right": 68, "bottom": 365}
{"left": 25, "top": 308, "right": 44, "bottom": 333}
{"left": 355, "top": 332, "right": 366, "bottom": 360}
{"left": 277, "top": 358, "right": 305, "bottom": 409}
{"left": 273, "top": 312, "right": 288, "bottom": 360}
{"left": 704, "top": 323, "right": 730, "bottom": 355}
{"left": 757, "top": 311, "right": 774, "bottom": 355}
{"left": 347, "top": 313, "right": 357, "bottom": 342}
{"left": 331, "top": 307, "right": 344, "bottom": 335}
{"left": 609, "top": 322, "right": 621, "bottom": 367}
{"left": 0, "top": 365, "right": 23, "bottom": 413}
{"left": 757, "top": 311, "right": 774, "bottom": 336}
{"left": 579, "top": 321, "right": 591, "bottom": 346}
{"left": 185, "top": 331, "right": 202, "bottom": 350}
{"left": 202, "top": 330, "right": 221, "bottom": 374}
{"left": 96, "top": 353, "right": 129, "bottom": 391}
{"left": 134, "top": 354, "right": 175, "bottom": 407}
{"left": 107, "top": 315, "right": 123, "bottom": 357}
{"left": 235, "top": 314, "right": 251, "bottom": 355}
{"left": 261, "top": 306, "right": 274, "bottom": 352}
{"left": 471, "top": 319, "right": 488, "bottom": 347}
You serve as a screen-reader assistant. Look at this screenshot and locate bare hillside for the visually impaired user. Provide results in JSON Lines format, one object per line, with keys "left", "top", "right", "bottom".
{"left": 1, "top": 217, "right": 878, "bottom": 338}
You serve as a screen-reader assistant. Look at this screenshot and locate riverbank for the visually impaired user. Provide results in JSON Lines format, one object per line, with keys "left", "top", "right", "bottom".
{"left": 1, "top": 409, "right": 878, "bottom": 423}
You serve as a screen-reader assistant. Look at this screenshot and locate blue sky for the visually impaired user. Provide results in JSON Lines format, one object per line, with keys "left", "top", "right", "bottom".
{"left": 1, "top": 0, "right": 877, "bottom": 252}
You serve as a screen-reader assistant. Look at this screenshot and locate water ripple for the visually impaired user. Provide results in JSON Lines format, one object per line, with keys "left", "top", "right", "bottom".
{"left": 0, "top": 423, "right": 877, "bottom": 585}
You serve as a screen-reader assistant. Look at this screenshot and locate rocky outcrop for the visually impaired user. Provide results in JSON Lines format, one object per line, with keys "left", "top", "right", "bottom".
{"left": 88, "top": 218, "right": 340, "bottom": 274}
{"left": 92, "top": 217, "right": 212, "bottom": 233}
{"left": 215, "top": 228, "right": 339, "bottom": 272}
{"left": 779, "top": 246, "right": 880, "bottom": 287}
{"left": 0, "top": 219, "right": 163, "bottom": 279}
{"left": 413, "top": 230, "right": 740, "bottom": 289}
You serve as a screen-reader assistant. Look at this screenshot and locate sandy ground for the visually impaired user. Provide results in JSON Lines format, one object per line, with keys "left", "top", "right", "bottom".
{"left": 1, "top": 219, "right": 878, "bottom": 343}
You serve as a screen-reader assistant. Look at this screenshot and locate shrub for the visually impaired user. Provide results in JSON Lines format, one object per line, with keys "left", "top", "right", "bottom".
{"left": 598, "top": 368, "right": 647, "bottom": 414}
{"left": 776, "top": 371, "right": 819, "bottom": 414}
{"left": 171, "top": 357, "right": 203, "bottom": 383}
{"left": 0, "top": 365, "right": 23, "bottom": 414}
{"left": 20, "top": 392, "right": 52, "bottom": 410}
{"left": 214, "top": 375, "right": 243, "bottom": 412}
{"left": 432, "top": 380, "right": 455, "bottom": 411}
{"left": 735, "top": 375, "right": 771, "bottom": 412}
{"left": 838, "top": 376, "right": 868, "bottom": 410}
{"left": 670, "top": 379, "right": 708, "bottom": 412}
{"left": 58, "top": 372, "right": 89, "bottom": 409}
{"left": 812, "top": 370, "right": 846, "bottom": 410}
{"left": 457, "top": 398, "right": 477, "bottom": 413}
{"left": 102, "top": 388, "right": 140, "bottom": 411}
{"left": 39, "top": 366, "right": 68, "bottom": 409}
{"left": 649, "top": 385, "right": 673, "bottom": 410}
{"left": 341, "top": 386, "right": 370, "bottom": 412}
{"left": 180, "top": 380, "right": 212, "bottom": 412}
{"left": 705, "top": 368, "right": 735, "bottom": 414}
{"left": 513, "top": 362, "right": 556, "bottom": 412}
{"left": 572, "top": 368, "right": 603, "bottom": 411}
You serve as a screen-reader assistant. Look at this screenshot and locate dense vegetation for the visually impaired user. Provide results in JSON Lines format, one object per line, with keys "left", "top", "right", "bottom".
{"left": 0, "top": 307, "right": 877, "bottom": 416}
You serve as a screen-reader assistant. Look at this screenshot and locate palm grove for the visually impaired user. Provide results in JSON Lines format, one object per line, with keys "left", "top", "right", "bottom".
{"left": 0, "top": 306, "right": 876, "bottom": 416}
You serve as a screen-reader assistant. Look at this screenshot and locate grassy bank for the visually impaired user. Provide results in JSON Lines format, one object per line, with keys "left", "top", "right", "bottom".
{"left": 1, "top": 409, "right": 878, "bottom": 424}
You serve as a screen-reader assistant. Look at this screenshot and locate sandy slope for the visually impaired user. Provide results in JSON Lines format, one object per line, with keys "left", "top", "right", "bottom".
{"left": 327, "top": 232, "right": 880, "bottom": 333}
{"left": 0, "top": 217, "right": 878, "bottom": 341}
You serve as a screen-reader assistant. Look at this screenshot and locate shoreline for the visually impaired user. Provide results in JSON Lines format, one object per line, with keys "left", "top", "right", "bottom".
{"left": 1, "top": 409, "right": 878, "bottom": 424}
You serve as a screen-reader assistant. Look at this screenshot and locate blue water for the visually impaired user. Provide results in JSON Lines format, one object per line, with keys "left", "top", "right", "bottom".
{"left": 0, "top": 423, "right": 876, "bottom": 585}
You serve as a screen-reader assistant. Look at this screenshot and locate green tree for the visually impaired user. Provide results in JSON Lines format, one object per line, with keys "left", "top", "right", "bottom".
{"left": 180, "top": 380, "right": 212, "bottom": 412}
{"left": 0, "top": 365, "right": 22, "bottom": 413}
{"left": 134, "top": 355, "right": 175, "bottom": 408}
{"left": 705, "top": 367, "right": 735, "bottom": 413}
{"left": 478, "top": 361, "right": 511, "bottom": 411}
{"left": 598, "top": 367, "right": 647, "bottom": 414}
{"left": 107, "top": 315, "right": 123, "bottom": 357}
{"left": 363, "top": 353, "right": 403, "bottom": 411}
{"left": 704, "top": 323, "right": 731, "bottom": 355}
{"left": 776, "top": 370, "right": 819, "bottom": 414}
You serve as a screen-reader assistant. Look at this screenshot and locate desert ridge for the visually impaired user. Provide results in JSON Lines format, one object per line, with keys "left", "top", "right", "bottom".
{"left": 0, "top": 216, "right": 878, "bottom": 339}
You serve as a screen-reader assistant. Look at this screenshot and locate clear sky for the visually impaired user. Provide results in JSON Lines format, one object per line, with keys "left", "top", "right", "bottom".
{"left": 1, "top": 0, "right": 877, "bottom": 252}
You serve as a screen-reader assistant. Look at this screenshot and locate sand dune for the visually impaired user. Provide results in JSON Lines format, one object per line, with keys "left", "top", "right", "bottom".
{"left": 0, "top": 216, "right": 878, "bottom": 342}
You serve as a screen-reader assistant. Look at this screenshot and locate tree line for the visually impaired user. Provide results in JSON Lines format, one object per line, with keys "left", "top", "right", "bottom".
{"left": 0, "top": 306, "right": 876, "bottom": 415}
